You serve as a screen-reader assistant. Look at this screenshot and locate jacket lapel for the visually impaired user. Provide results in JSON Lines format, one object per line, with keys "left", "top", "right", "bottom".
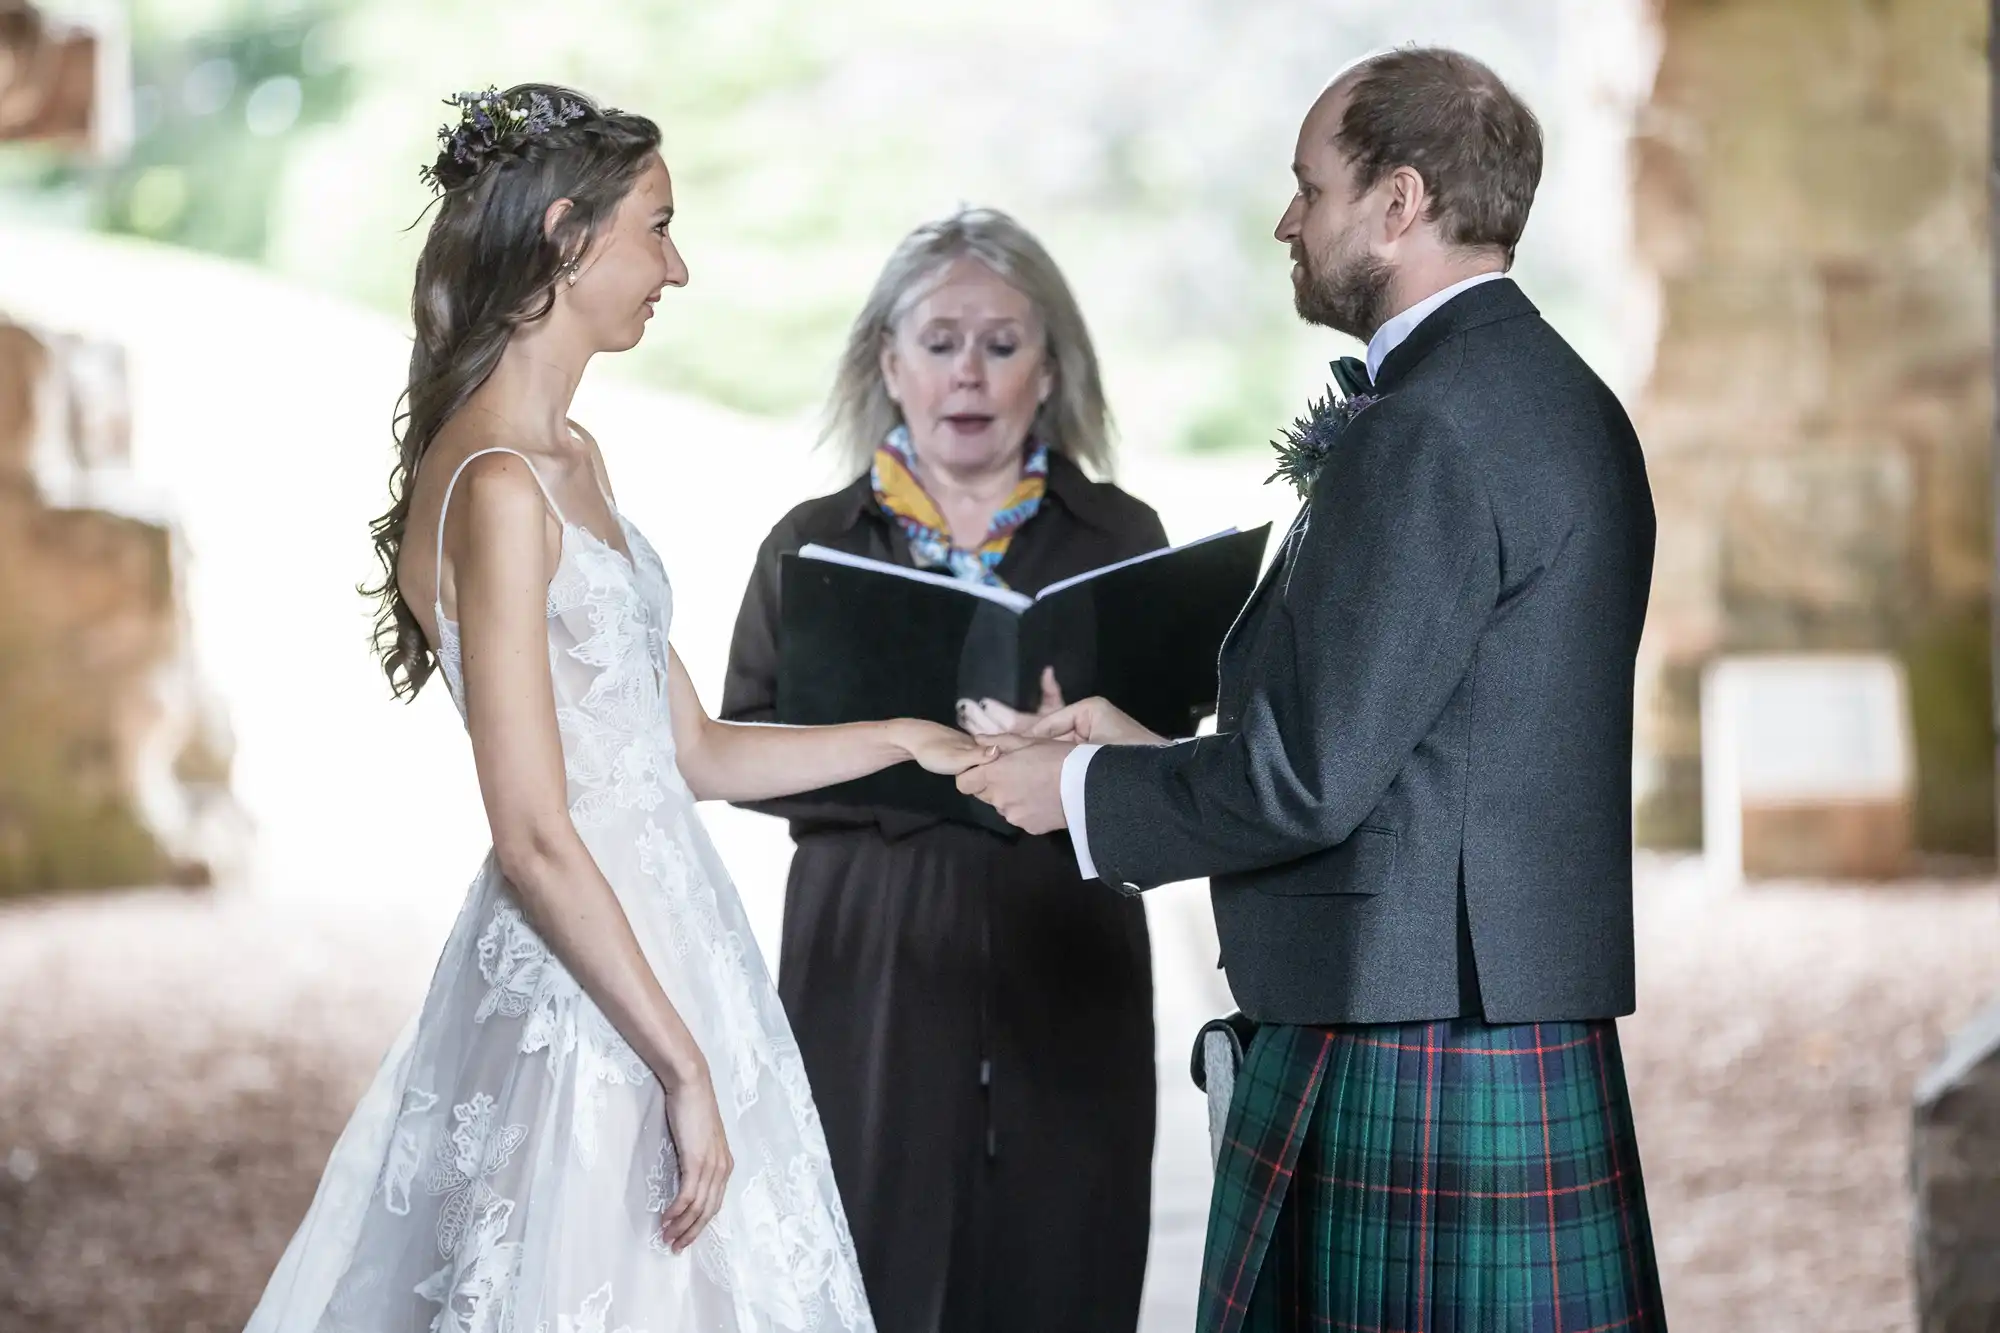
{"left": 1222, "top": 281, "right": 1537, "bottom": 648}
{"left": 1220, "top": 503, "right": 1307, "bottom": 660}
{"left": 1215, "top": 281, "right": 1537, "bottom": 698}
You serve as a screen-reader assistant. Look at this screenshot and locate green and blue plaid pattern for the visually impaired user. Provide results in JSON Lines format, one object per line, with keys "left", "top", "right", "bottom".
{"left": 1199, "top": 1017, "right": 1665, "bottom": 1333}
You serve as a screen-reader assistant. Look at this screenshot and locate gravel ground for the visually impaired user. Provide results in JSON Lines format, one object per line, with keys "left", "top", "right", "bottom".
{"left": 0, "top": 857, "right": 1993, "bottom": 1333}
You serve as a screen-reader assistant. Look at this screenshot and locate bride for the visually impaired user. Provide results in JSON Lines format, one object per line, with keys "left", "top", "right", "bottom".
{"left": 244, "top": 85, "right": 980, "bottom": 1333}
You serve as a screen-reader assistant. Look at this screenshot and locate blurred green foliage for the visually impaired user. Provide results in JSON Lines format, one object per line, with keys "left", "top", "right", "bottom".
{"left": 23, "top": 2, "right": 352, "bottom": 259}
{"left": 6, "top": 0, "right": 1651, "bottom": 451}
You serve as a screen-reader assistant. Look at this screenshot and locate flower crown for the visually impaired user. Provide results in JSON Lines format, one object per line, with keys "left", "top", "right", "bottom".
{"left": 420, "top": 87, "right": 594, "bottom": 194}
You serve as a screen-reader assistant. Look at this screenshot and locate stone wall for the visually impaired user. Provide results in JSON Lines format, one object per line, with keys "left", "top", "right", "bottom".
{"left": 1632, "top": 0, "right": 1995, "bottom": 856}
{"left": 0, "top": 2, "right": 110, "bottom": 151}
{"left": 0, "top": 316, "right": 236, "bottom": 895}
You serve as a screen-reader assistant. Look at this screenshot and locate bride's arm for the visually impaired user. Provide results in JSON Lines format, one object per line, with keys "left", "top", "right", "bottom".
{"left": 666, "top": 649, "right": 983, "bottom": 803}
{"left": 455, "top": 457, "right": 698, "bottom": 1083}
{"left": 573, "top": 425, "right": 979, "bottom": 803}
{"left": 450, "top": 453, "right": 729, "bottom": 1248}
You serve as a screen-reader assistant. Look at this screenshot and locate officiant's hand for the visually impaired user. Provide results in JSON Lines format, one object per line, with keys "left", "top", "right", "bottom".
{"left": 956, "top": 667, "right": 1066, "bottom": 737}
{"left": 1029, "top": 696, "right": 1167, "bottom": 747}
{"left": 957, "top": 734, "right": 1071, "bottom": 834}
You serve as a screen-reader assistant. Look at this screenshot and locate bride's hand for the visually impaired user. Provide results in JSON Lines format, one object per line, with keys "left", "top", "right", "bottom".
{"left": 659, "top": 1059, "right": 733, "bottom": 1254}
{"left": 896, "top": 720, "right": 990, "bottom": 775}
{"left": 1028, "top": 696, "right": 1167, "bottom": 747}
{"left": 957, "top": 667, "right": 1066, "bottom": 737}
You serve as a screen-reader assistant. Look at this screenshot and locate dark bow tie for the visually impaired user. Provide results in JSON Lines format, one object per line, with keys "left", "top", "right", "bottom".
{"left": 1329, "top": 356, "right": 1373, "bottom": 400}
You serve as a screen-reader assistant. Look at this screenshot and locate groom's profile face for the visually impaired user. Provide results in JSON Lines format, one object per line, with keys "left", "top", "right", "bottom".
{"left": 1277, "top": 83, "right": 1395, "bottom": 342}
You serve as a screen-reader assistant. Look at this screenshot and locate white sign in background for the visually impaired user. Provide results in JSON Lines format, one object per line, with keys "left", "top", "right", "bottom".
{"left": 1700, "top": 654, "right": 1913, "bottom": 884}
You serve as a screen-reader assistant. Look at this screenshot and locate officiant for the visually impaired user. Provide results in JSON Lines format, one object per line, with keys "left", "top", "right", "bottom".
{"left": 722, "top": 208, "right": 1164, "bottom": 1333}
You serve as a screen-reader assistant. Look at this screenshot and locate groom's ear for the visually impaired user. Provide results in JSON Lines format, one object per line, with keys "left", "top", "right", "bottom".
{"left": 1380, "top": 166, "right": 1430, "bottom": 245}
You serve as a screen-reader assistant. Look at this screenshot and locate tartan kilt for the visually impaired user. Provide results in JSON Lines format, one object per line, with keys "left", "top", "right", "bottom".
{"left": 1198, "top": 1017, "right": 1665, "bottom": 1333}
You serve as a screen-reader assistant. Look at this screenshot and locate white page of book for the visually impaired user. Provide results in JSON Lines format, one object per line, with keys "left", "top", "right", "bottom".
{"left": 1032, "top": 527, "right": 1242, "bottom": 601}
{"left": 795, "top": 543, "right": 1035, "bottom": 612}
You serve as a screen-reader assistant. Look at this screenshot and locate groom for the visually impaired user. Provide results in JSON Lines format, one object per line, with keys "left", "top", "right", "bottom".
{"left": 960, "top": 47, "right": 1666, "bottom": 1333}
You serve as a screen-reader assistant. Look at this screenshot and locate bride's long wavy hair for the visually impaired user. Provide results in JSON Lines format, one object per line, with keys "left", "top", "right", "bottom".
{"left": 364, "top": 84, "right": 661, "bottom": 699}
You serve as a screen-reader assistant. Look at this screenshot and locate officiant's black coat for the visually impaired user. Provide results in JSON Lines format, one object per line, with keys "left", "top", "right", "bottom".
{"left": 721, "top": 451, "right": 1165, "bottom": 1333}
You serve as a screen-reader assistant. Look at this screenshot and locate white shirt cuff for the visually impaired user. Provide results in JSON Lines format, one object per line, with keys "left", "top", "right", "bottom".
{"left": 1061, "top": 743, "right": 1104, "bottom": 880}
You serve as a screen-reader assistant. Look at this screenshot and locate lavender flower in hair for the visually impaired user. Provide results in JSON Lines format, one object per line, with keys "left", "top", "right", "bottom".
{"left": 419, "top": 86, "right": 593, "bottom": 193}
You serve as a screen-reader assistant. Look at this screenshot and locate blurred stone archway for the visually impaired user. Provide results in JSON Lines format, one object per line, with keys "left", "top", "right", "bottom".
{"left": 1629, "top": 0, "right": 1995, "bottom": 861}
{"left": 0, "top": 0, "right": 123, "bottom": 154}
{"left": 0, "top": 3, "right": 227, "bottom": 896}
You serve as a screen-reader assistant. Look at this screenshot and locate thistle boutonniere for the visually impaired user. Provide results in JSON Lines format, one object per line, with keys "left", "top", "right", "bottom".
{"left": 1267, "top": 357, "right": 1381, "bottom": 500}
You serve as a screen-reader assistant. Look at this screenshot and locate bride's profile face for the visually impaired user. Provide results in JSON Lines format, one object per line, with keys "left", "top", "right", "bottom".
{"left": 565, "top": 153, "right": 687, "bottom": 352}
{"left": 879, "top": 257, "right": 1053, "bottom": 479}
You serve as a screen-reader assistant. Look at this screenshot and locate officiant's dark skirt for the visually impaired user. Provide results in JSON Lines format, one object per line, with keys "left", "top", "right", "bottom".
{"left": 1200, "top": 1018, "right": 1664, "bottom": 1333}
{"left": 777, "top": 821, "right": 1156, "bottom": 1333}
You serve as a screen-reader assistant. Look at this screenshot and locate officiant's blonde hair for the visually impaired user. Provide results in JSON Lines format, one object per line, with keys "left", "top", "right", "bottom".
{"left": 825, "top": 208, "right": 1114, "bottom": 479}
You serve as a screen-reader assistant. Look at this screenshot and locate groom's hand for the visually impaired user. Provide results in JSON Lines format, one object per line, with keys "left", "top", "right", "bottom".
{"left": 957, "top": 735, "right": 1072, "bottom": 834}
{"left": 1028, "top": 696, "right": 1167, "bottom": 747}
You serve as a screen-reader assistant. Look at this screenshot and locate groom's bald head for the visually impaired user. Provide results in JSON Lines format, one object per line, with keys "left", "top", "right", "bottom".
{"left": 1278, "top": 46, "right": 1543, "bottom": 339}
{"left": 1315, "top": 48, "right": 1544, "bottom": 264}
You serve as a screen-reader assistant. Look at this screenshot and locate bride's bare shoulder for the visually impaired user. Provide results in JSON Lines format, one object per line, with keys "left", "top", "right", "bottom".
{"left": 420, "top": 420, "right": 557, "bottom": 528}
{"left": 402, "top": 427, "right": 559, "bottom": 604}
{"left": 445, "top": 448, "right": 551, "bottom": 518}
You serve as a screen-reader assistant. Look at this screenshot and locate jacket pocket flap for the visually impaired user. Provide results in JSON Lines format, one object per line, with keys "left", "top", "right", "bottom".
{"left": 1255, "top": 825, "right": 1398, "bottom": 896}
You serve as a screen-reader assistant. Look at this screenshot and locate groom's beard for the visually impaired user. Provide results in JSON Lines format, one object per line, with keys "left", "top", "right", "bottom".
{"left": 1293, "top": 233, "right": 1394, "bottom": 343}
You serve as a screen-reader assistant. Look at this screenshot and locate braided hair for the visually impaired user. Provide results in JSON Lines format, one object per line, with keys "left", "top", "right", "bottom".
{"left": 364, "top": 84, "right": 660, "bottom": 698}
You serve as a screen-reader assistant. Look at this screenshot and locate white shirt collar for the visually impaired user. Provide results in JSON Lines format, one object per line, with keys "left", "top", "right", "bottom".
{"left": 1363, "top": 270, "right": 1509, "bottom": 383}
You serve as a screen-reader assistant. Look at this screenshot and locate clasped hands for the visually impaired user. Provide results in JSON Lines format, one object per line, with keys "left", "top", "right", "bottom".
{"left": 953, "top": 668, "right": 1165, "bottom": 835}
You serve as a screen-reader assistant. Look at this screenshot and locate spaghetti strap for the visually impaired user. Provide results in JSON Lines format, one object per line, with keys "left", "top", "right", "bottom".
{"left": 432, "top": 447, "right": 568, "bottom": 608}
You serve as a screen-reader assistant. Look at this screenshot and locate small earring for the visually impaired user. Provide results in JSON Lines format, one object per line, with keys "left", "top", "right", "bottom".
{"left": 563, "top": 259, "right": 580, "bottom": 286}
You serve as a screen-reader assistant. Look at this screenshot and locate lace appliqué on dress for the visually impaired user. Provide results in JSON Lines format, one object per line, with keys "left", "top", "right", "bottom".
{"left": 414, "top": 1195, "right": 522, "bottom": 1333}
{"left": 536, "top": 1282, "right": 649, "bottom": 1333}
{"left": 381, "top": 1087, "right": 441, "bottom": 1215}
{"left": 425, "top": 1093, "right": 529, "bottom": 1260}
{"left": 558, "top": 528, "right": 681, "bottom": 831}
{"left": 475, "top": 905, "right": 650, "bottom": 1165}
{"left": 701, "top": 1144, "right": 869, "bottom": 1331}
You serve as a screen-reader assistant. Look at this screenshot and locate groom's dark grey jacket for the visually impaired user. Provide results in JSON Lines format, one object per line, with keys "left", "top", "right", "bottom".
{"left": 1086, "top": 279, "right": 1655, "bottom": 1025}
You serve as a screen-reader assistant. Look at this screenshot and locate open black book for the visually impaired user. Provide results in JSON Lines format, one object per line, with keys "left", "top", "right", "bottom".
{"left": 774, "top": 524, "right": 1271, "bottom": 830}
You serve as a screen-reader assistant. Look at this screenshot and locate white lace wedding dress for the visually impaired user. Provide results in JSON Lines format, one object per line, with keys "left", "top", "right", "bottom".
{"left": 245, "top": 447, "right": 872, "bottom": 1333}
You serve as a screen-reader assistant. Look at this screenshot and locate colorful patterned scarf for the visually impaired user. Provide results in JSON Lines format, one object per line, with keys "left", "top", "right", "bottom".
{"left": 871, "top": 424, "right": 1049, "bottom": 588}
